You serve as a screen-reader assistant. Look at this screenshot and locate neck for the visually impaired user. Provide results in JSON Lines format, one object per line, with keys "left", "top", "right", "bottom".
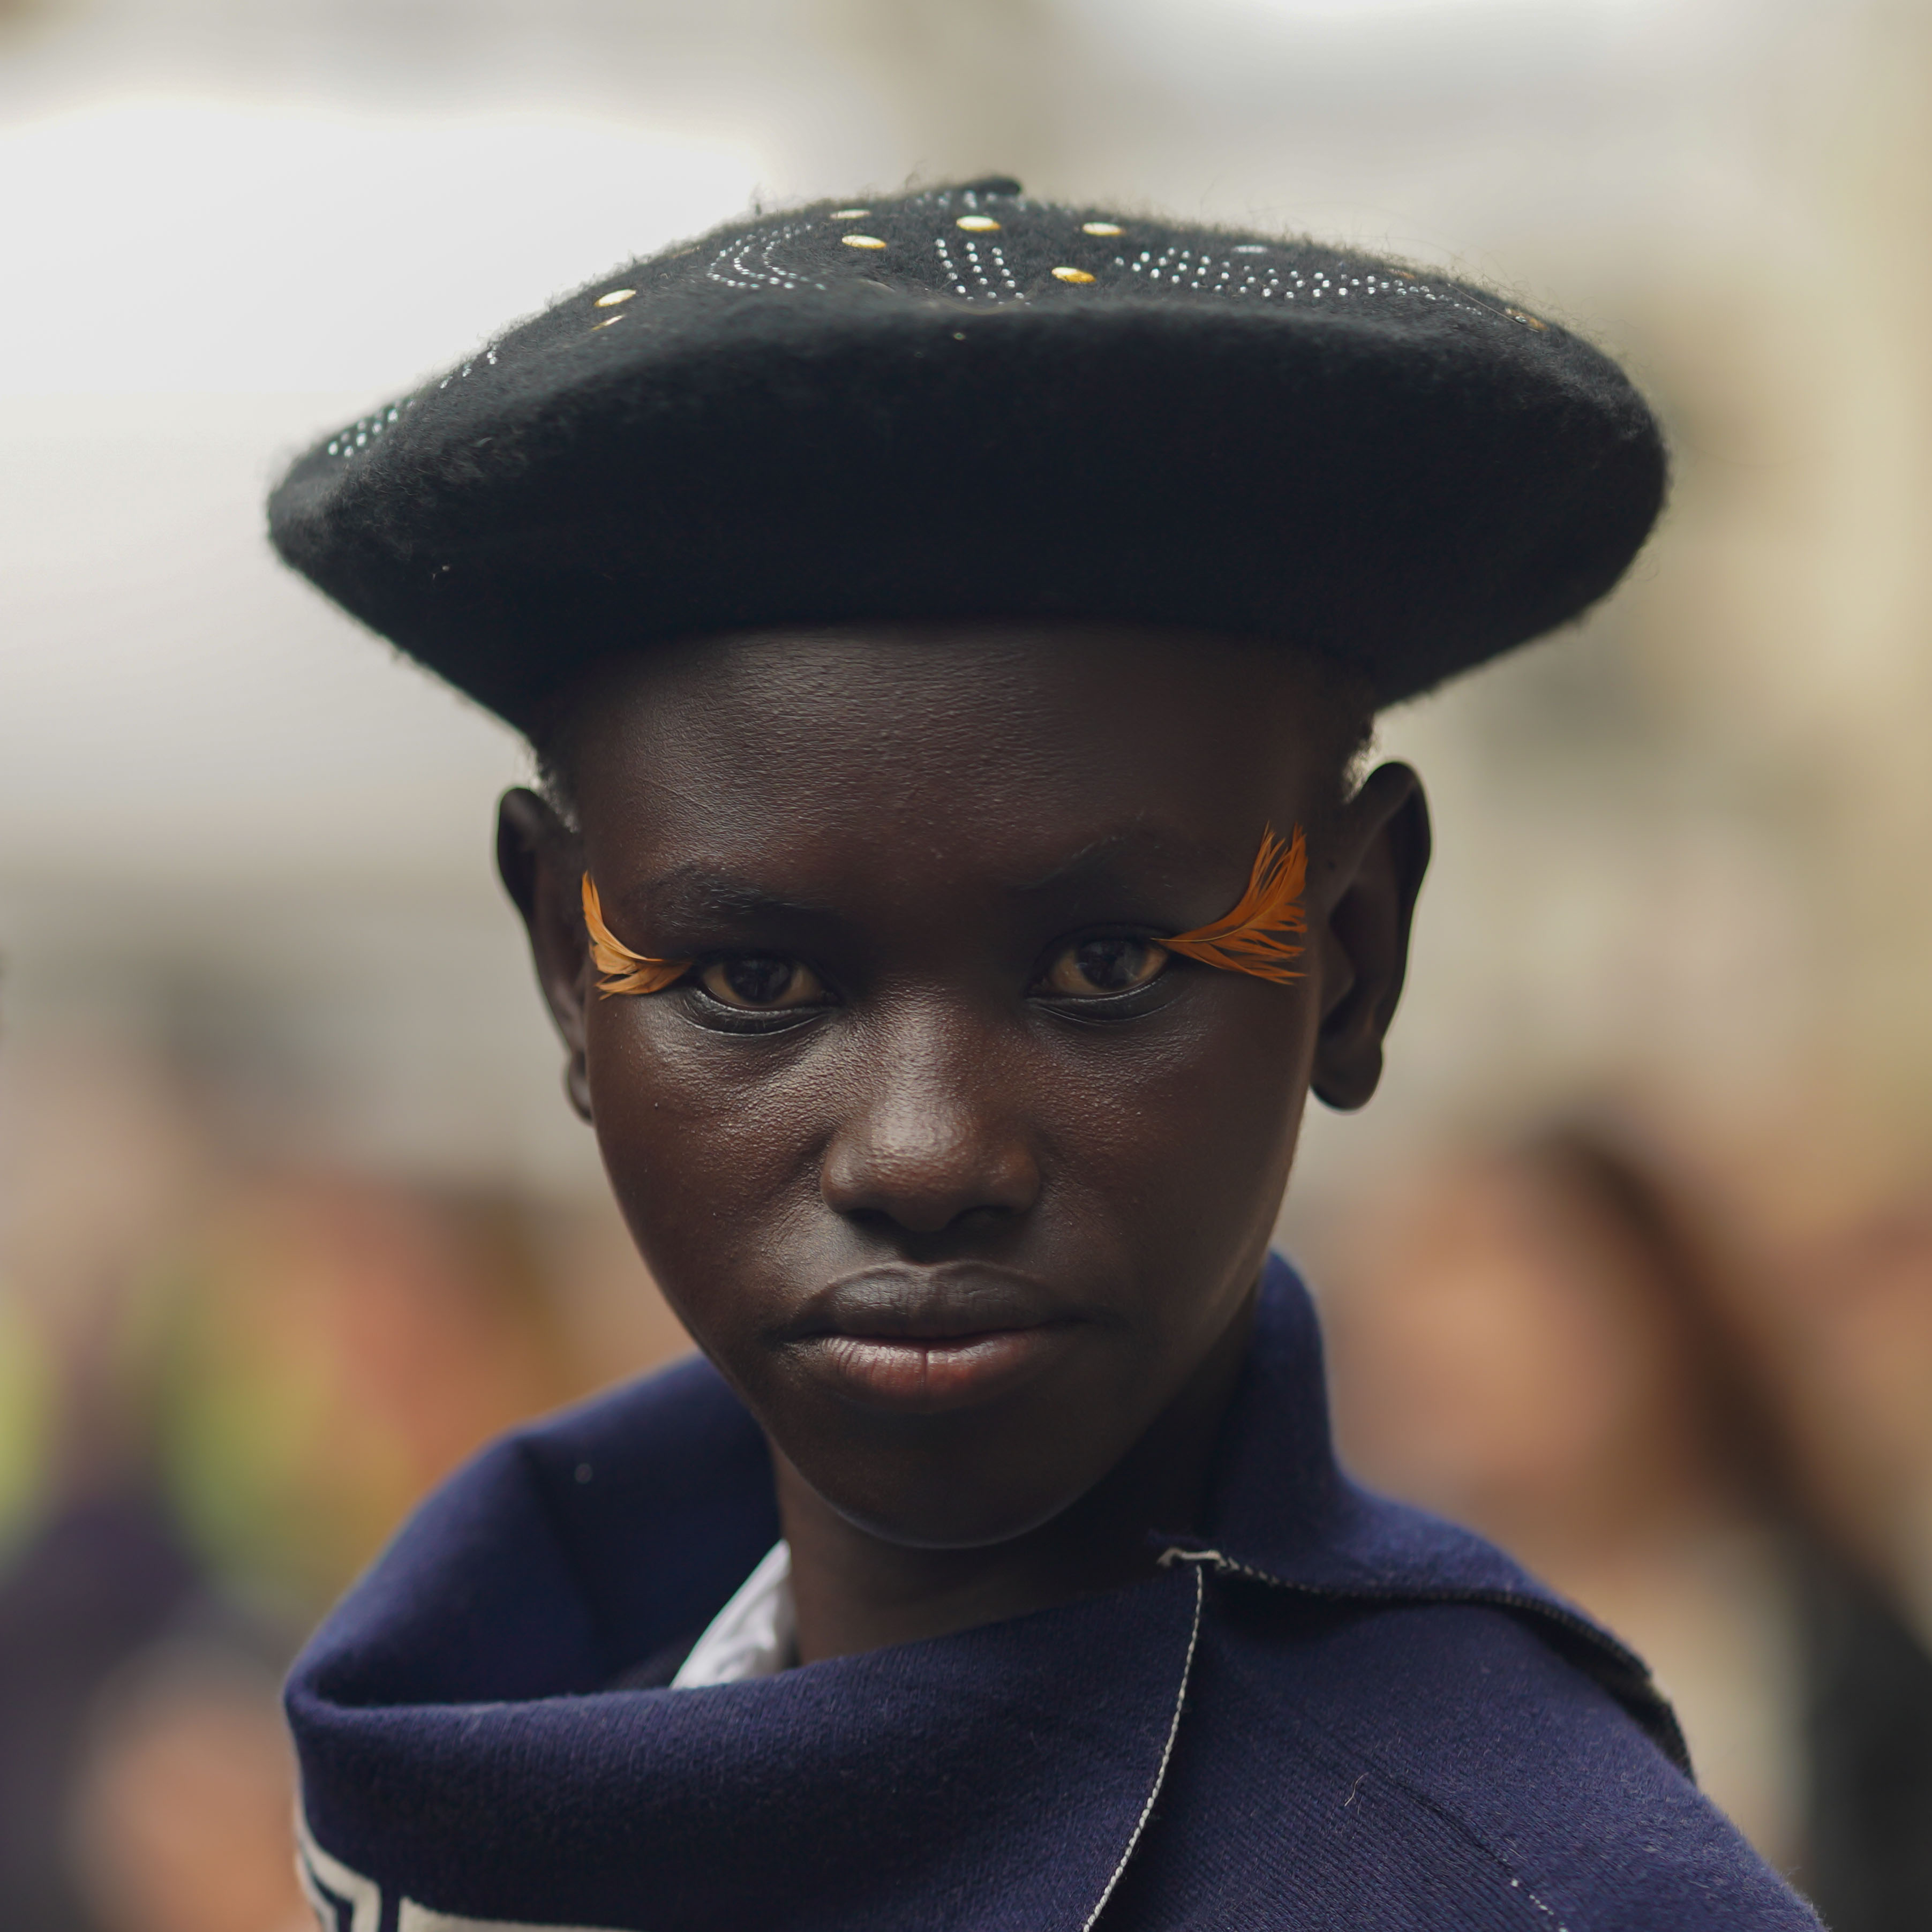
{"left": 777, "top": 1289, "right": 1257, "bottom": 1664}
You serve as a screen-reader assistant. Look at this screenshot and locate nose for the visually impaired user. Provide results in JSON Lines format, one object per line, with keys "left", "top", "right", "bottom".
{"left": 820, "top": 1010, "right": 1042, "bottom": 1236}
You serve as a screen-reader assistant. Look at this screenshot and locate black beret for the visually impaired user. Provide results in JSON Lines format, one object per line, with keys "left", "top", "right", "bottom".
{"left": 268, "top": 177, "right": 1665, "bottom": 731}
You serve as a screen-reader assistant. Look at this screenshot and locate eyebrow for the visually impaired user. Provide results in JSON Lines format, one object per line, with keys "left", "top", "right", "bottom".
{"left": 630, "top": 863, "right": 843, "bottom": 930}
{"left": 619, "top": 826, "right": 1216, "bottom": 936}
{"left": 1007, "top": 826, "right": 1205, "bottom": 899}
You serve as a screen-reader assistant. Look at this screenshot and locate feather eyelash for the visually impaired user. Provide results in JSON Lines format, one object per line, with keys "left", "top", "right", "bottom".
{"left": 582, "top": 875, "right": 691, "bottom": 997}
{"left": 1159, "top": 824, "right": 1307, "bottom": 984}
{"left": 580, "top": 823, "right": 1305, "bottom": 1001}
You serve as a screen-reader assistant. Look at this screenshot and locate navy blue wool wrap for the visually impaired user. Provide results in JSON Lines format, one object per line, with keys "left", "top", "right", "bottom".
{"left": 267, "top": 180, "right": 1666, "bottom": 731}
{"left": 289, "top": 1258, "right": 1817, "bottom": 1932}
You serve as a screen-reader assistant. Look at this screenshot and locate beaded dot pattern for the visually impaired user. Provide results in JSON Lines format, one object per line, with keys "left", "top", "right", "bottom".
{"left": 312, "top": 184, "right": 1551, "bottom": 464}
{"left": 325, "top": 402, "right": 409, "bottom": 459}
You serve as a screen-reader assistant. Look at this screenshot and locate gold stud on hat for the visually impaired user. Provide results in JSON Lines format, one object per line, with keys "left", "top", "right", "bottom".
{"left": 594, "top": 289, "right": 636, "bottom": 307}
{"left": 956, "top": 215, "right": 1001, "bottom": 231}
{"left": 841, "top": 234, "right": 888, "bottom": 250}
{"left": 828, "top": 208, "right": 871, "bottom": 220}
{"left": 1052, "top": 267, "right": 1095, "bottom": 284}
{"left": 1081, "top": 221, "right": 1124, "bottom": 236}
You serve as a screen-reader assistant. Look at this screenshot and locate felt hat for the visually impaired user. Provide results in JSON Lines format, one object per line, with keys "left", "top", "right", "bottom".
{"left": 267, "top": 177, "right": 1665, "bottom": 731}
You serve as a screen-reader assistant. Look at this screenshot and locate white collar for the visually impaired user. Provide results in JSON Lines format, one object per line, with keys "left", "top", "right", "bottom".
{"left": 670, "top": 1540, "right": 796, "bottom": 1688}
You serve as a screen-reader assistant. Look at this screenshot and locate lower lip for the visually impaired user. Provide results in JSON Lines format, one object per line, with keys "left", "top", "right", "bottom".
{"left": 801, "top": 1325, "right": 1081, "bottom": 1412}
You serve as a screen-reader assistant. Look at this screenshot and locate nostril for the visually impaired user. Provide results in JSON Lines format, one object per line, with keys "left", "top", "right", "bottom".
{"left": 829, "top": 1182, "right": 1026, "bottom": 1239}
{"left": 841, "top": 1200, "right": 1024, "bottom": 1245}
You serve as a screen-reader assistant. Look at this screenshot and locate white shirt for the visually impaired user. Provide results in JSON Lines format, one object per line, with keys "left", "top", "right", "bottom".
{"left": 670, "top": 1540, "right": 798, "bottom": 1687}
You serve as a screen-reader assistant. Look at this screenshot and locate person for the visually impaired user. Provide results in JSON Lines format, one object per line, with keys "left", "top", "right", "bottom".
{"left": 1326, "top": 1126, "right": 1932, "bottom": 1928}
{"left": 1325, "top": 1131, "right": 1813, "bottom": 1871}
{"left": 268, "top": 179, "right": 1817, "bottom": 1928}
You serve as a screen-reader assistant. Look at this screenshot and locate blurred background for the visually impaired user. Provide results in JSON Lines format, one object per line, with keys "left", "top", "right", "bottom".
{"left": 2, "top": 0, "right": 1930, "bottom": 1926}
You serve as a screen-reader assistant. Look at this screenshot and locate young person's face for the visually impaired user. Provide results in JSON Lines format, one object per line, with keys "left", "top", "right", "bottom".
{"left": 503, "top": 626, "right": 1426, "bottom": 1548}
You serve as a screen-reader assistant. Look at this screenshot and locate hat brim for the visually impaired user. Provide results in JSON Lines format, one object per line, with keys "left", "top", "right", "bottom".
{"left": 269, "top": 273, "right": 1664, "bottom": 731}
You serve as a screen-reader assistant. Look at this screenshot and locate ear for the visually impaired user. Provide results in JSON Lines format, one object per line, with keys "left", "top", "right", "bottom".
{"left": 1310, "top": 763, "right": 1431, "bottom": 1112}
{"left": 497, "top": 787, "right": 594, "bottom": 1122}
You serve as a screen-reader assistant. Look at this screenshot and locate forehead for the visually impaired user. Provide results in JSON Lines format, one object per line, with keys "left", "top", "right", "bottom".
{"left": 568, "top": 624, "right": 1339, "bottom": 856}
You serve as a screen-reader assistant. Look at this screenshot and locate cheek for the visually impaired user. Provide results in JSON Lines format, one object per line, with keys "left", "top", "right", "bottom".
{"left": 1042, "top": 980, "right": 1313, "bottom": 1270}
{"left": 583, "top": 1000, "right": 823, "bottom": 1326}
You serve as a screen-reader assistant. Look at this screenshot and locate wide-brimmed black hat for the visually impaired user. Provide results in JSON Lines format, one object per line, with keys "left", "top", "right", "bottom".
{"left": 268, "top": 177, "right": 1665, "bottom": 731}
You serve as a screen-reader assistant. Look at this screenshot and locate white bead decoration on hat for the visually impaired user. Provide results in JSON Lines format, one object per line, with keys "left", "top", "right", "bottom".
{"left": 315, "top": 186, "right": 1546, "bottom": 463}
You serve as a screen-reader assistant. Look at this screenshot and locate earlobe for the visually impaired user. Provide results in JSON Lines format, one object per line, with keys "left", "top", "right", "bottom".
{"left": 565, "top": 1054, "right": 594, "bottom": 1123}
{"left": 497, "top": 787, "right": 595, "bottom": 1116}
{"left": 1310, "top": 764, "right": 1431, "bottom": 1112}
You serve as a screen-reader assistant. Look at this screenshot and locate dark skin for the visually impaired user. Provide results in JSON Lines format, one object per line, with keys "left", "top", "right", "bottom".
{"left": 499, "top": 623, "right": 1429, "bottom": 1665}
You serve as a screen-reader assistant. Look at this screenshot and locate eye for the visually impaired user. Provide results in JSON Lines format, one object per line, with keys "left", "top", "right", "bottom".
{"left": 695, "top": 955, "right": 830, "bottom": 1011}
{"left": 1039, "top": 936, "right": 1171, "bottom": 998}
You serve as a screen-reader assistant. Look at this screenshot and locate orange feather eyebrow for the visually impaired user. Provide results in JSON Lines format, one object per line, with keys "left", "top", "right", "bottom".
{"left": 1159, "top": 824, "right": 1307, "bottom": 985}
{"left": 582, "top": 875, "right": 691, "bottom": 997}
{"left": 581, "top": 823, "right": 1306, "bottom": 1000}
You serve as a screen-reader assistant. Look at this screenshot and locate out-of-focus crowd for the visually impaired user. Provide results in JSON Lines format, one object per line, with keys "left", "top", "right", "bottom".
{"left": 1319, "top": 1120, "right": 1932, "bottom": 1929}
{"left": 6, "top": 0, "right": 1932, "bottom": 1925}
{"left": 3, "top": 1040, "right": 1928, "bottom": 1932}
{"left": 0, "top": 1042, "right": 689, "bottom": 1932}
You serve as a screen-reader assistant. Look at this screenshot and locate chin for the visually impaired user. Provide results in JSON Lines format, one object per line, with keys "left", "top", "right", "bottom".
{"left": 823, "top": 1484, "right": 1091, "bottom": 1553}
{"left": 794, "top": 1431, "right": 1115, "bottom": 1552}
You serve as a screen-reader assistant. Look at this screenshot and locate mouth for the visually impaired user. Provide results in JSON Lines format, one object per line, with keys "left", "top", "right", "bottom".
{"left": 781, "top": 1265, "right": 1091, "bottom": 1414}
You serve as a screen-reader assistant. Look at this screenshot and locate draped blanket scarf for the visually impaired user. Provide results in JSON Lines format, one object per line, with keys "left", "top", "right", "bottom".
{"left": 289, "top": 1259, "right": 1819, "bottom": 1932}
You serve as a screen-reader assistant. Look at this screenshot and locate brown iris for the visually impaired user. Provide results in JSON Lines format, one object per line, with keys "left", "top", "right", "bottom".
{"left": 696, "top": 956, "right": 831, "bottom": 1010}
{"left": 1039, "top": 936, "right": 1171, "bottom": 998}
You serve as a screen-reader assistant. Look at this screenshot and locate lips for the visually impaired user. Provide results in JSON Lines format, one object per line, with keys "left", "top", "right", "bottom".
{"left": 781, "top": 1265, "right": 1091, "bottom": 1413}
